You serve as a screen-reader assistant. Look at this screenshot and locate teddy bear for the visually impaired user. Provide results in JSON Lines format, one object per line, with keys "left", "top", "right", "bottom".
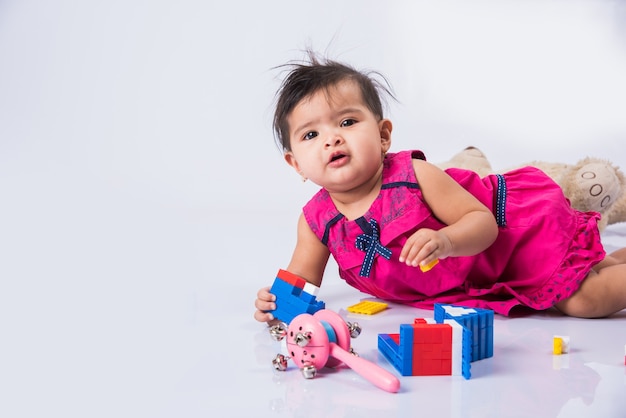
{"left": 436, "top": 146, "right": 626, "bottom": 232}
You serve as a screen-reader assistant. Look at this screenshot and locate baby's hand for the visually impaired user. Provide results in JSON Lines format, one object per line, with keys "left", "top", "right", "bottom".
{"left": 254, "top": 286, "right": 277, "bottom": 323}
{"left": 399, "top": 228, "right": 452, "bottom": 269}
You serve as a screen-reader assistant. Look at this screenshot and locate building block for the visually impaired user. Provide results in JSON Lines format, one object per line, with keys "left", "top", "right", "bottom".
{"left": 347, "top": 300, "right": 388, "bottom": 315}
{"left": 553, "top": 335, "right": 570, "bottom": 355}
{"left": 378, "top": 304, "right": 494, "bottom": 380}
{"left": 446, "top": 320, "right": 464, "bottom": 376}
{"left": 266, "top": 269, "right": 325, "bottom": 324}
{"left": 378, "top": 334, "right": 405, "bottom": 374}
{"left": 445, "top": 319, "right": 471, "bottom": 379}
{"left": 420, "top": 258, "right": 439, "bottom": 272}
{"left": 378, "top": 316, "right": 472, "bottom": 379}
{"left": 411, "top": 323, "right": 452, "bottom": 376}
{"left": 303, "top": 282, "right": 320, "bottom": 297}
{"left": 434, "top": 303, "right": 494, "bottom": 362}
{"left": 276, "top": 268, "right": 305, "bottom": 287}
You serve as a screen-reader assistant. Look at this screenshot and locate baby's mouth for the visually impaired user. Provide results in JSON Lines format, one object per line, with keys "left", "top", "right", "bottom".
{"left": 329, "top": 153, "right": 347, "bottom": 163}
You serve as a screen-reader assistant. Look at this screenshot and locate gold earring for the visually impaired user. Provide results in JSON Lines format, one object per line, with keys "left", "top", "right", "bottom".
{"left": 300, "top": 172, "right": 308, "bottom": 182}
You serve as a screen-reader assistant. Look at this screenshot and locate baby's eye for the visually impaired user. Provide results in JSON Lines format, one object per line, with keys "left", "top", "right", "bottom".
{"left": 341, "top": 119, "right": 356, "bottom": 127}
{"left": 303, "top": 131, "right": 318, "bottom": 141}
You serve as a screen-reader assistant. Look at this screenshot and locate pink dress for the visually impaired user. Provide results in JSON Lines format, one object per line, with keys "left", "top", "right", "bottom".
{"left": 302, "top": 150, "right": 605, "bottom": 315}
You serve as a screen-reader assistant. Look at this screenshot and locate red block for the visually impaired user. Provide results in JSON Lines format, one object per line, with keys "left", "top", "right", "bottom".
{"left": 277, "top": 269, "right": 306, "bottom": 288}
{"left": 410, "top": 324, "right": 453, "bottom": 376}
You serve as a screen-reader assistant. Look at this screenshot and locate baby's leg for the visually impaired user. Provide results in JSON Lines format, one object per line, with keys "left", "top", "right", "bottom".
{"left": 591, "top": 248, "right": 626, "bottom": 270}
{"left": 608, "top": 248, "right": 626, "bottom": 264}
{"left": 556, "top": 263, "right": 626, "bottom": 318}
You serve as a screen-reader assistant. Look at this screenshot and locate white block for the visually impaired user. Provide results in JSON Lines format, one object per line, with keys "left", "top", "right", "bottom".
{"left": 443, "top": 305, "right": 477, "bottom": 317}
{"left": 445, "top": 319, "right": 464, "bottom": 376}
{"left": 303, "top": 282, "right": 320, "bottom": 297}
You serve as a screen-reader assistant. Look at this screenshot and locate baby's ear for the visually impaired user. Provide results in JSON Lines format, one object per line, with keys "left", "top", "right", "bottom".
{"left": 379, "top": 119, "right": 393, "bottom": 150}
{"left": 284, "top": 152, "right": 300, "bottom": 172}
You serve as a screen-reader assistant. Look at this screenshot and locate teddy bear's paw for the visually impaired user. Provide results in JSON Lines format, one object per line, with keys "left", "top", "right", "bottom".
{"left": 607, "top": 193, "right": 626, "bottom": 225}
{"left": 570, "top": 162, "right": 623, "bottom": 213}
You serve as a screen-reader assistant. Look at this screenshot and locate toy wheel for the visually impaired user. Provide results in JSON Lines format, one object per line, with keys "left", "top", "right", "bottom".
{"left": 285, "top": 313, "right": 330, "bottom": 370}
{"left": 313, "top": 310, "right": 351, "bottom": 368}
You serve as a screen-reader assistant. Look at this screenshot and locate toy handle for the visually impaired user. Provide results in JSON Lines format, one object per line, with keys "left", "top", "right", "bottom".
{"left": 329, "top": 343, "right": 400, "bottom": 393}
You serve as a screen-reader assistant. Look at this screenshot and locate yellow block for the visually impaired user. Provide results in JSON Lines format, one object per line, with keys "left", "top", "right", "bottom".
{"left": 420, "top": 258, "right": 439, "bottom": 272}
{"left": 347, "top": 300, "right": 388, "bottom": 315}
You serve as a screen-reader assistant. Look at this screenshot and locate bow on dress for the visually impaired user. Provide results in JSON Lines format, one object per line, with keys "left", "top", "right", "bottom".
{"left": 355, "top": 218, "right": 392, "bottom": 278}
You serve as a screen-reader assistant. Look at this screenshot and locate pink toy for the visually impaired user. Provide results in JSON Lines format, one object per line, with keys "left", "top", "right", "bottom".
{"left": 270, "top": 309, "right": 400, "bottom": 393}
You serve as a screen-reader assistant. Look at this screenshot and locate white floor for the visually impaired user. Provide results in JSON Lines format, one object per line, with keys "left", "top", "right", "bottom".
{"left": 2, "top": 194, "right": 624, "bottom": 418}
{"left": 7, "top": 217, "right": 625, "bottom": 418}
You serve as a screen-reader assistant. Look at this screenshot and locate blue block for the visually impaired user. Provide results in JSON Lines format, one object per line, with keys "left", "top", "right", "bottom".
{"left": 299, "top": 291, "right": 317, "bottom": 304}
{"left": 266, "top": 276, "right": 324, "bottom": 324}
{"left": 399, "top": 324, "right": 414, "bottom": 376}
{"left": 378, "top": 334, "right": 405, "bottom": 374}
{"left": 378, "top": 325, "right": 415, "bottom": 376}
{"left": 434, "top": 304, "right": 494, "bottom": 362}
{"left": 462, "top": 327, "right": 472, "bottom": 380}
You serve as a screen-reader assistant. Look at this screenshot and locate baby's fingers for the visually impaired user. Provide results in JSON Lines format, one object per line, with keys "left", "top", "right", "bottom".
{"left": 400, "top": 237, "right": 438, "bottom": 267}
{"left": 399, "top": 235, "right": 422, "bottom": 264}
{"left": 254, "top": 309, "right": 275, "bottom": 323}
{"left": 399, "top": 242, "right": 421, "bottom": 266}
{"left": 253, "top": 286, "right": 277, "bottom": 323}
{"left": 257, "top": 286, "right": 275, "bottom": 302}
{"left": 255, "top": 287, "right": 276, "bottom": 309}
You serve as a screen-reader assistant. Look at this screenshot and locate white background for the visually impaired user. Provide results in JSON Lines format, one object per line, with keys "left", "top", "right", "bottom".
{"left": 1, "top": 1, "right": 625, "bottom": 417}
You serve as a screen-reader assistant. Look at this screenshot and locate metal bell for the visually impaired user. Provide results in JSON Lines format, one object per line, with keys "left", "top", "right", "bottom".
{"left": 347, "top": 321, "right": 362, "bottom": 338}
{"left": 269, "top": 322, "right": 288, "bottom": 341}
{"left": 301, "top": 364, "right": 317, "bottom": 379}
{"left": 272, "top": 354, "right": 289, "bottom": 371}
{"left": 294, "top": 331, "right": 311, "bottom": 347}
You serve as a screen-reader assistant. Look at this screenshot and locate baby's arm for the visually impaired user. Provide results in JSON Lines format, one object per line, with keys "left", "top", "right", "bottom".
{"left": 254, "top": 213, "right": 330, "bottom": 323}
{"left": 399, "top": 159, "right": 498, "bottom": 268}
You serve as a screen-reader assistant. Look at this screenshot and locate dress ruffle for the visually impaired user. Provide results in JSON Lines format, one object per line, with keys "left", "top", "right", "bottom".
{"left": 460, "top": 211, "right": 605, "bottom": 315}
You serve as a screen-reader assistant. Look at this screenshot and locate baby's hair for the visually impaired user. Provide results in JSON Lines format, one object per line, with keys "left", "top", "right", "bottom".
{"left": 272, "top": 50, "right": 395, "bottom": 152}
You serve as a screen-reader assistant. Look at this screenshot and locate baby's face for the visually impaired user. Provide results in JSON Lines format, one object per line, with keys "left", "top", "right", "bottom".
{"left": 283, "top": 80, "right": 392, "bottom": 195}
